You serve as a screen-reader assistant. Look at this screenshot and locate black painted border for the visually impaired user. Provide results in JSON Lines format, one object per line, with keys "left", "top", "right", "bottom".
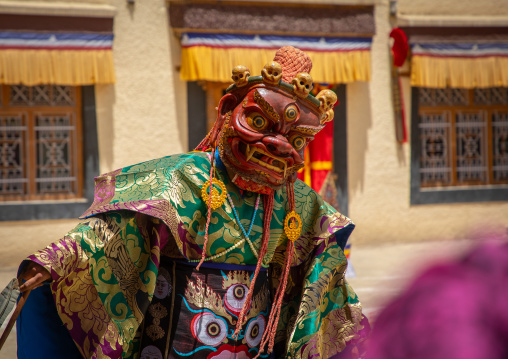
{"left": 410, "top": 87, "right": 508, "bottom": 205}
{"left": 334, "top": 84, "right": 349, "bottom": 216}
{"left": 0, "top": 86, "right": 100, "bottom": 221}
{"left": 187, "top": 81, "right": 208, "bottom": 151}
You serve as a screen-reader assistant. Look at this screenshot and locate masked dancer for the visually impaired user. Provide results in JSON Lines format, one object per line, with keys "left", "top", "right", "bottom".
{"left": 17, "top": 46, "right": 369, "bottom": 359}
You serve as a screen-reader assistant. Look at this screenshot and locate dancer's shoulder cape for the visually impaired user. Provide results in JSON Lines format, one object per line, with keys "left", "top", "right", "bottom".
{"left": 22, "top": 152, "right": 368, "bottom": 358}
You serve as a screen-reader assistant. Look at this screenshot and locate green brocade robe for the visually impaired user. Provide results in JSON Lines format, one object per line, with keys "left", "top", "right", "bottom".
{"left": 26, "top": 152, "right": 367, "bottom": 358}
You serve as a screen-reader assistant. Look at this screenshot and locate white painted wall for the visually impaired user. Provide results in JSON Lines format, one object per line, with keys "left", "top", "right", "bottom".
{"left": 1, "top": 0, "right": 507, "bottom": 267}
{"left": 347, "top": 0, "right": 508, "bottom": 246}
{"left": 96, "top": 0, "right": 187, "bottom": 173}
{"left": 0, "top": 0, "right": 188, "bottom": 266}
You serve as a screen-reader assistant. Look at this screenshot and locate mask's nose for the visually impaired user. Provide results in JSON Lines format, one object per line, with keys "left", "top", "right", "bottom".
{"left": 263, "top": 135, "right": 293, "bottom": 157}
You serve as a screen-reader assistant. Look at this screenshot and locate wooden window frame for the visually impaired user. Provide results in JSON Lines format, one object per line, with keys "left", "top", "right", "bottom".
{"left": 0, "top": 85, "right": 83, "bottom": 202}
{"left": 411, "top": 87, "right": 508, "bottom": 205}
{"left": 419, "top": 89, "right": 508, "bottom": 188}
{"left": 0, "top": 85, "right": 99, "bottom": 221}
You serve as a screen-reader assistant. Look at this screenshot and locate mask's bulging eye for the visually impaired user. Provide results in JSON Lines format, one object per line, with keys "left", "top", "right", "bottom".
{"left": 233, "top": 285, "right": 245, "bottom": 299}
{"left": 289, "top": 135, "right": 306, "bottom": 150}
{"left": 191, "top": 312, "right": 227, "bottom": 346}
{"left": 224, "top": 283, "right": 249, "bottom": 315}
{"left": 284, "top": 104, "right": 299, "bottom": 123}
{"left": 207, "top": 322, "right": 221, "bottom": 337}
{"left": 245, "top": 315, "right": 266, "bottom": 348}
{"left": 247, "top": 112, "right": 269, "bottom": 131}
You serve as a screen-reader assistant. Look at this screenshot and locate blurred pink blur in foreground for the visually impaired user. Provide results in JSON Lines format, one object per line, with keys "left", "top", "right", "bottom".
{"left": 366, "top": 234, "right": 508, "bottom": 359}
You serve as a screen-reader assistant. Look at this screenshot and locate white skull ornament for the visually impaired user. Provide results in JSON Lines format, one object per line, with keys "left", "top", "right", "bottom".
{"left": 321, "top": 109, "right": 335, "bottom": 124}
{"left": 232, "top": 65, "right": 250, "bottom": 87}
{"left": 261, "top": 62, "right": 283, "bottom": 85}
{"left": 316, "top": 89, "right": 337, "bottom": 113}
{"left": 316, "top": 89, "right": 337, "bottom": 124}
{"left": 291, "top": 73, "right": 313, "bottom": 98}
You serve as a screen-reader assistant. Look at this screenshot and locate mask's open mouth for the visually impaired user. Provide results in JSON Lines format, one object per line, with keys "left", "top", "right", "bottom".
{"left": 243, "top": 143, "right": 287, "bottom": 178}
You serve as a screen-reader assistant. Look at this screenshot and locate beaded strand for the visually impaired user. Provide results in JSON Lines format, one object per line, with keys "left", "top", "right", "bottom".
{"left": 189, "top": 238, "right": 246, "bottom": 263}
{"left": 190, "top": 192, "right": 261, "bottom": 263}
{"left": 233, "top": 191, "right": 274, "bottom": 340}
{"left": 227, "top": 192, "right": 261, "bottom": 257}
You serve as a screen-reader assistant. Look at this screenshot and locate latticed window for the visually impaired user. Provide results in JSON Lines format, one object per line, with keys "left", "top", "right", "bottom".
{"left": 418, "top": 87, "right": 508, "bottom": 188}
{"left": 0, "top": 85, "right": 83, "bottom": 201}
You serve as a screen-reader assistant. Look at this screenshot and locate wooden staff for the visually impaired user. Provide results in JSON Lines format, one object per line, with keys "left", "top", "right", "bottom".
{"left": 0, "top": 288, "right": 30, "bottom": 351}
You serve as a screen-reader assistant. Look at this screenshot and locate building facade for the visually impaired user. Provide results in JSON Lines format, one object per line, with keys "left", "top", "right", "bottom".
{"left": 0, "top": 0, "right": 507, "bottom": 266}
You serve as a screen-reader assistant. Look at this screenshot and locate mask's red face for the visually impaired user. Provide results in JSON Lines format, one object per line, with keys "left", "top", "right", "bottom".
{"left": 219, "top": 87, "right": 323, "bottom": 190}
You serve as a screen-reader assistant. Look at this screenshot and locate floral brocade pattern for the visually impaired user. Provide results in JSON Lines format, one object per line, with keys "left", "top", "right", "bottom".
{"left": 80, "top": 152, "right": 351, "bottom": 267}
{"left": 27, "top": 152, "right": 366, "bottom": 358}
{"left": 268, "top": 225, "right": 365, "bottom": 358}
{"left": 29, "top": 213, "right": 168, "bottom": 358}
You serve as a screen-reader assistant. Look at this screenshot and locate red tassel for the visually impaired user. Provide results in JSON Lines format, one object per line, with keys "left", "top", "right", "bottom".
{"left": 256, "top": 240, "right": 294, "bottom": 357}
{"left": 196, "top": 148, "right": 217, "bottom": 271}
{"left": 233, "top": 191, "right": 275, "bottom": 339}
{"left": 254, "top": 181, "right": 296, "bottom": 357}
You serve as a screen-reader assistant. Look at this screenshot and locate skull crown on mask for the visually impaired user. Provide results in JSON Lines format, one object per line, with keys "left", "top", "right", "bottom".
{"left": 198, "top": 46, "right": 337, "bottom": 193}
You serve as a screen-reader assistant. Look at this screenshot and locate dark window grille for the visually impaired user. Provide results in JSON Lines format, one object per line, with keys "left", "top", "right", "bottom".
{"left": 0, "top": 85, "right": 82, "bottom": 201}
{"left": 418, "top": 87, "right": 508, "bottom": 188}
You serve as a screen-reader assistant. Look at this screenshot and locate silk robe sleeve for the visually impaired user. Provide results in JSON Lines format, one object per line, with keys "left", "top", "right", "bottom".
{"left": 23, "top": 211, "right": 170, "bottom": 359}
{"left": 271, "top": 192, "right": 370, "bottom": 358}
{"left": 274, "top": 231, "right": 369, "bottom": 358}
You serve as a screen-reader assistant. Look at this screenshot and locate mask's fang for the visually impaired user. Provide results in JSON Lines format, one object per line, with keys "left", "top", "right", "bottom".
{"left": 243, "top": 143, "right": 288, "bottom": 176}
{"left": 246, "top": 145, "right": 256, "bottom": 162}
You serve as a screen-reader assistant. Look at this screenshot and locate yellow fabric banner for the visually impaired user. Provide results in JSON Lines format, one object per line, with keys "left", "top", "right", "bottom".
{"left": 181, "top": 46, "right": 371, "bottom": 84}
{"left": 411, "top": 55, "right": 508, "bottom": 89}
{"left": 309, "top": 161, "right": 333, "bottom": 171}
{"left": 0, "top": 49, "right": 116, "bottom": 86}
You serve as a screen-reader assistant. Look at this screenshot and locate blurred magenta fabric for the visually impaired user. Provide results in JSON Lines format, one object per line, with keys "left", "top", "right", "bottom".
{"left": 366, "top": 239, "right": 508, "bottom": 359}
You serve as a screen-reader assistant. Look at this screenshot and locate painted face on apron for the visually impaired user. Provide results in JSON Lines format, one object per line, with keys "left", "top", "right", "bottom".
{"left": 170, "top": 268, "right": 270, "bottom": 358}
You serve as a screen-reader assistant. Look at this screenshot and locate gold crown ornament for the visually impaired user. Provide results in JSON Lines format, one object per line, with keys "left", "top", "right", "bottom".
{"left": 226, "top": 46, "right": 337, "bottom": 125}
